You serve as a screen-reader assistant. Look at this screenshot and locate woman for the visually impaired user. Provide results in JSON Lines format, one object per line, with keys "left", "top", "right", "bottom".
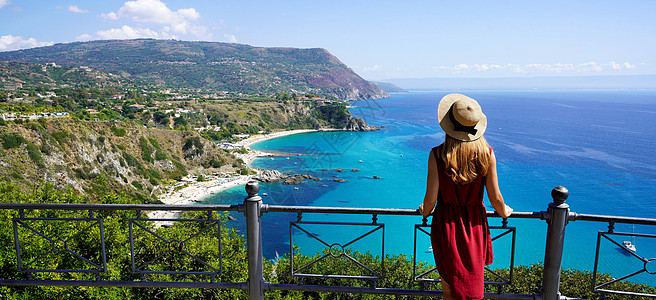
{"left": 419, "top": 93, "right": 513, "bottom": 300}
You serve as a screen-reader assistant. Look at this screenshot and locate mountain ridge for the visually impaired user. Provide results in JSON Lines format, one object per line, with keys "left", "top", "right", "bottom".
{"left": 0, "top": 39, "right": 388, "bottom": 100}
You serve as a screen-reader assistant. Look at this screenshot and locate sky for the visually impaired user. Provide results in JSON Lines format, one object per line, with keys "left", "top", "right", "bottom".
{"left": 1, "top": 0, "right": 655, "bottom": 81}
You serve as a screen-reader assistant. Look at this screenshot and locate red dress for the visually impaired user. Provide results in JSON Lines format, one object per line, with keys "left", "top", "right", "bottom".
{"left": 430, "top": 146, "right": 493, "bottom": 300}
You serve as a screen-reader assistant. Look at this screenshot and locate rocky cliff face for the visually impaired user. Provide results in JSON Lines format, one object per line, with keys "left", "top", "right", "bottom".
{"left": 0, "top": 120, "right": 239, "bottom": 199}
{"left": 344, "top": 117, "right": 379, "bottom": 131}
{"left": 306, "top": 60, "right": 389, "bottom": 100}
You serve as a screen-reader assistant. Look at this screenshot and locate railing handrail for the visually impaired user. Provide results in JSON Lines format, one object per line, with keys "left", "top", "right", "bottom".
{"left": 0, "top": 203, "right": 547, "bottom": 220}
{"left": 5, "top": 202, "right": 656, "bottom": 225}
{"left": 570, "top": 212, "right": 656, "bottom": 225}
{"left": 0, "top": 203, "right": 240, "bottom": 211}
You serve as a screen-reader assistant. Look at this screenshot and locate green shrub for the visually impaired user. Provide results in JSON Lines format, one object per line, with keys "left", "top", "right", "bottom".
{"left": 51, "top": 130, "right": 69, "bottom": 145}
{"left": 149, "top": 178, "right": 159, "bottom": 186}
{"left": 1, "top": 132, "right": 25, "bottom": 149}
{"left": 169, "top": 168, "right": 187, "bottom": 181}
{"left": 154, "top": 150, "right": 167, "bottom": 160}
{"left": 40, "top": 142, "right": 52, "bottom": 155}
{"left": 183, "top": 136, "right": 204, "bottom": 159}
{"left": 203, "top": 157, "right": 224, "bottom": 168}
{"left": 0, "top": 182, "right": 247, "bottom": 299}
{"left": 122, "top": 152, "right": 142, "bottom": 169}
{"left": 131, "top": 180, "right": 143, "bottom": 190}
{"left": 148, "top": 137, "right": 161, "bottom": 149}
{"left": 139, "top": 137, "right": 154, "bottom": 163}
{"left": 148, "top": 169, "right": 161, "bottom": 179}
{"left": 26, "top": 142, "right": 44, "bottom": 167}
{"left": 73, "top": 166, "right": 99, "bottom": 180}
{"left": 110, "top": 126, "right": 126, "bottom": 137}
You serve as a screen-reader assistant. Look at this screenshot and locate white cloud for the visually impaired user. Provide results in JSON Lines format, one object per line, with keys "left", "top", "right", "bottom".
{"left": 578, "top": 61, "right": 603, "bottom": 72}
{"left": 363, "top": 64, "right": 382, "bottom": 72}
{"left": 434, "top": 61, "right": 639, "bottom": 75}
{"left": 95, "top": 0, "right": 209, "bottom": 39}
{"left": 0, "top": 35, "right": 54, "bottom": 51}
{"left": 101, "top": 12, "right": 118, "bottom": 20}
{"left": 86, "top": 0, "right": 215, "bottom": 41}
{"left": 609, "top": 61, "right": 635, "bottom": 70}
{"left": 0, "top": 0, "right": 9, "bottom": 9}
{"left": 113, "top": 0, "right": 203, "bottom": 35}
{"left": 177, "top": 7, "right": 199, "bottom": 21}
{"left": 451, "top": 63, "right": 522, "bottom": 73}
{"left": 68, "top": 5, "right": 88, "bottom": 13}
{"left": 96, "top": 25, "right": 165, "bottom": 40}
{"left": 224, "top": 33, "right": 237, "bottom": 43}
{"left": 75, "top": 33, "right": 93, "bottom": 41}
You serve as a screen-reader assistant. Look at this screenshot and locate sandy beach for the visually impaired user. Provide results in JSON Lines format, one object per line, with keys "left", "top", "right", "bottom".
{"left": 237, "top": 129, "right": 317, "bottom": 148}
{"left": 147, "top": 175, "right": 251, "bottom": 225}
{"left": 233, "top": 129, "right": 319, "bottom": 165}
{"left": 149, "top": 129, "right": 321, "bottom": 224}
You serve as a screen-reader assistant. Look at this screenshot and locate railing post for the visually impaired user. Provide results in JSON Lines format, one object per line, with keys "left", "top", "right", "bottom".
{"left": 244, "top": 180, "right": 264, "bottom": 300}
{"left": 541, "top": 186, "right": 569, "bottom": 300}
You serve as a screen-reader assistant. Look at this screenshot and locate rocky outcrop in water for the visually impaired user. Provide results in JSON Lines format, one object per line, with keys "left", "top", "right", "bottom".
{"left": 252, "top": 170, "right": 287, "bottom": 182}
{"left": 345, "top": 117, "right": 379, "bottom": 131}
{"left": 253, "top": 170, "right": 320, "bottom": 184}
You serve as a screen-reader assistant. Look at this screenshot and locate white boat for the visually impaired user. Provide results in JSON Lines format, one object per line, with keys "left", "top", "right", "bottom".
{"left": 623, "top": 225, "right": 637, "bottom": 252}
{"left": 623, "top": 240, "right": 636, "bottom": 252}
{"left": 425, "top": 246, "right": 433, "bottom": 253}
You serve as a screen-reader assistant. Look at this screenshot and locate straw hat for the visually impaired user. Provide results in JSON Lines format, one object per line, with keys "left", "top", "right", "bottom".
{"left": 437, "top": 93, "right": 487, "bottom": 141}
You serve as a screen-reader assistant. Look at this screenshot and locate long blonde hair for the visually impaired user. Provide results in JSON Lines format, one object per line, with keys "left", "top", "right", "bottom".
{"left": 439, "top": 135, "right": 490, "bottom": 184}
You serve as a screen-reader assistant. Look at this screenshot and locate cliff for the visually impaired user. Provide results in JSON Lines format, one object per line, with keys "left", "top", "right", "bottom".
{"left": 0, "top": 119, "right": 240, "bottom": 200}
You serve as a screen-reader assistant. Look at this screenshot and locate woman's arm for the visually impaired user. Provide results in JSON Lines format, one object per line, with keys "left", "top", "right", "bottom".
{"left": 419, "top": 150, "right": 439, "bottom": 218}
{"left": 486, "top": 150, "right": 513, "bottom": 218}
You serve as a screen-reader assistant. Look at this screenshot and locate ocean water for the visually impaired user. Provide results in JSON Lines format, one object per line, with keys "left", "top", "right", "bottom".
{"left": 205, "top": 91, "right": 656, "bottom": 285}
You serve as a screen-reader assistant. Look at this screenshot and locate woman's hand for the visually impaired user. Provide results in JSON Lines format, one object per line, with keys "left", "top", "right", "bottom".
{"left": 419, "top": 203, "right": 434, "bottom": 217}
{"left": 503, "top": 204, "right": 513, "bottom": 217}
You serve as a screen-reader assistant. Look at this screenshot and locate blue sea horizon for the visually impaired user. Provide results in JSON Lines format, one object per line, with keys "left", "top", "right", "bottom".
{"left": 205, "top": 90, "right": 656, "bottom": 285}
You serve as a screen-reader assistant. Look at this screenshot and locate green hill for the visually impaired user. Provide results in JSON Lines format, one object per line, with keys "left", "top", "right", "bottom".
{"left": 0, "top": 60, "right": 128, "bottom": 89}
{"left": 0, "top": 39, "right": 388, "bottom": 100}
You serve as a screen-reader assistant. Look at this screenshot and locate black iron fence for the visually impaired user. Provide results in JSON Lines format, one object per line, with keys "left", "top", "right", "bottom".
{"left": 0, "top": 183, "right": 655, "bottom": 299}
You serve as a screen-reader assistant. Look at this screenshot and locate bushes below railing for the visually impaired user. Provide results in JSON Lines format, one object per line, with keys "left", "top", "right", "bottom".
{"left": 268, "top": 250, "right": 655, "bottom": 300}
{"left": 0, "top": 182, "right": 655, "bottom": 299}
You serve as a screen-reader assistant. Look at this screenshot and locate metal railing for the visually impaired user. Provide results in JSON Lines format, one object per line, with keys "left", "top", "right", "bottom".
{"left": 0, "top": 183, "right": 654, "bottom": 299}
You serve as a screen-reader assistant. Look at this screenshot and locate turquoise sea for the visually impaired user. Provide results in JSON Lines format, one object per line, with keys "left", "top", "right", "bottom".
{"left": 205, "top": 91, "right": 656, "bottom": 285}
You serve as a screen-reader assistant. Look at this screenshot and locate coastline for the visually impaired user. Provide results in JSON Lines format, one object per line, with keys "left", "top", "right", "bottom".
{"left": 234, "top": 129, "right": 318, "bottom": 166}
{"left": 149, "top": 129, "right": 320, "bottom": 223}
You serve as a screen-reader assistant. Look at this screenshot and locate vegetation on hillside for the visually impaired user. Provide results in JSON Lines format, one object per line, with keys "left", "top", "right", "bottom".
{"left": 0, "top": 39, "right": 388, "bottom": 100}
{"left": 0, "top": 82, "right": 373, "bottom": 199}
{"left": 0, "top": 61, "right": 127, "bottom": 89}
{"left": 0, "top": 118, "right": 234, "bottom": 201}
